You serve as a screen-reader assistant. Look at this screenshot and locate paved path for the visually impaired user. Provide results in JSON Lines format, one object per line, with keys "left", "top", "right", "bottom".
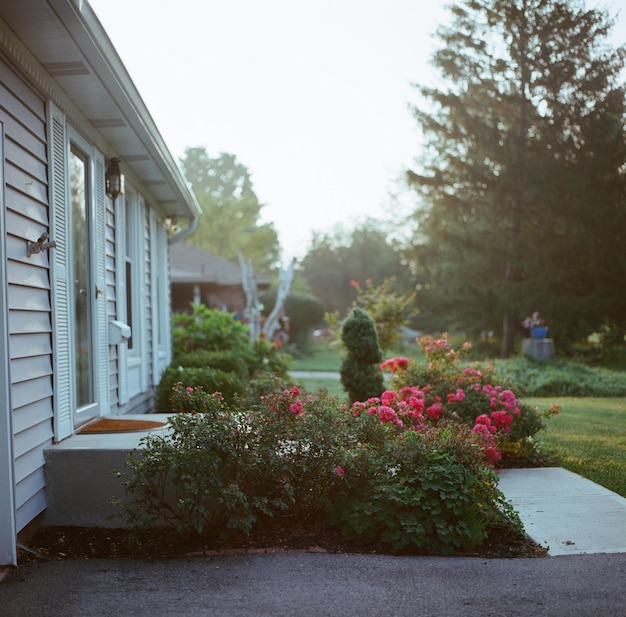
{"left": 498, "top": 467, "right": 626, "bottom": 556}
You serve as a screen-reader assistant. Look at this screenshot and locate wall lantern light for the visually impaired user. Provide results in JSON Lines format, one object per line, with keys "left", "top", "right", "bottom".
{"left": 105, "top": 157, "right": 123, "bottom": 201}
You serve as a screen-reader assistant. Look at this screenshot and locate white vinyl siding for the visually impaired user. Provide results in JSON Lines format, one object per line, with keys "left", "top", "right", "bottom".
{"left": 1, "top": 60, "right": 53, "bottom": 535}
{"left": 0, "top": 122, "right": 17, "bottom": 566}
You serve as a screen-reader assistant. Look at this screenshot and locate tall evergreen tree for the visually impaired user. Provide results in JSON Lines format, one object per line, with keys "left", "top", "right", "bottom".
{"left": 180, "top": 147, "right": 280, "bottom": 273}
{"left": 407, "top": 0, "right": 626, "bottom": 355}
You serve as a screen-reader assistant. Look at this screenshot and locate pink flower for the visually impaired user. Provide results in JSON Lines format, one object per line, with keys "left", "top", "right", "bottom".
{"left": 380, "top": 357, "right": 410, "bottom": 373}
{"left": 408, "top": 397, "right": 425, "bottom": 413}
{"left": 447, "top": 388, "right": 466, "bottom": 403}
{"left": 289, "top": 399, "right": 303, "bottom": 415}
{"left": 426, "top": 403, "right": 443, "bottom": 420}
{"left": 381, "top": 390, "right": 399, "bottom": 405}
{"left": 186, "top": 386, "right": 194, "bottom": 392}
{"left": 378, "top": 406, "right": 397, "bottom": 423}
{"left": 490, "top": 410, "right": 513, "bottom": 430}
{"left": 335, "top": 466, "right": 345, "bottom": 478}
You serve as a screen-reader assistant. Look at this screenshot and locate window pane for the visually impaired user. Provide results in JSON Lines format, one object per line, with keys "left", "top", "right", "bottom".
{"left": 70, "top": 148, "right": 94, "bottom": 408}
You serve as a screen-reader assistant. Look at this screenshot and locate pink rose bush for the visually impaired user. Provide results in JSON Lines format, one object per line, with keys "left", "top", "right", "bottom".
{"left": 372, "top": 334, "right": 548, "bottom": 463}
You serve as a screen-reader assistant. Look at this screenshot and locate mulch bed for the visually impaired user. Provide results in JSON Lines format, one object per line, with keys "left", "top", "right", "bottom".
{"left": 18, "top": 518, "right": 546, "bottom": 563}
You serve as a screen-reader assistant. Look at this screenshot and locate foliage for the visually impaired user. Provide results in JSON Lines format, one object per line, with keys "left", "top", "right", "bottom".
{"left": 170, "top": 349, "right": 250, "bottom": 379}
{"left": 349, "top": 278, "right": 416, "bottom": 354}
{"left": 331, "top": 425, "right": 519, "bottom": 554}
{"left": 381, "top": 334, "right": 551, "bottom": 459}
{"left": 406, "top": 0, "right": 626, "bottom": 355}
{"left": 171, "top": 303, "right": 289, "bottom": 377}
{"left": 120, "top": 382, "right": 521, "bottom": 554}
{"left": 155, "top": 366, "right": 246, "bottom": 412}
{"left": 340, "top": 307, "right": 385, "bottom": 403}
{"left": 180, "top": 147, "right": 280, "bottom": 273}
{"left": 172, "top": 303, "right": 251, "bottom": 357}
{"left": 122, "top": 384, "right": 352, "bottom": 535}
{"left": 158, "top": 304, "right": 290, "bottom": 412}
{"left": 491, "top": 356, "right": 626, "bottom": 398}
{"left": 530, "top": 397, "right": 626, "bottom": 498}
{"left": 245, "top": 386, "right": 354, "bottom": 519}
{"left": 299, "top": 219, "right": 417, "bottom": 316}
{"left": 259, "top": 290, "right": 326, "bottom": 353}
{"left": 120, "top": 386, "right": 266, "bottom": 537}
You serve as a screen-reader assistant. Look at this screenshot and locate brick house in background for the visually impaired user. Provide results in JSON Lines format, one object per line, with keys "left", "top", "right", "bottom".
{"left": 169, "top": 242, "right": 270, "bottom": 314}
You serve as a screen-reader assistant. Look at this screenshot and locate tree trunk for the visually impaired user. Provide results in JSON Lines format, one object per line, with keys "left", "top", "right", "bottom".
{"left": 262, "top": 259, "right": 295, "bottom": 341}
{"left": 500, "top": 312, "right": 517, "bottom": 358}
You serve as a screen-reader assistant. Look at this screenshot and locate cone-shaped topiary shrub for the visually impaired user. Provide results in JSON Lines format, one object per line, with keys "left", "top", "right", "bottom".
{"left": 340, "top": 307, "right": 384, "bottom": 403}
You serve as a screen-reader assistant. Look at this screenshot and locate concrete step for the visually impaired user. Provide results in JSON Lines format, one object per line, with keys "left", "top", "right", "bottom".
{"left": 43, "top": 415, "right": 170, "bottom": 527}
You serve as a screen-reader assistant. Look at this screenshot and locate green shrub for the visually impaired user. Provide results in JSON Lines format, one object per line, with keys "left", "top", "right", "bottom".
{"left": 121, "top": 357, "right": 526, "bottom": 554}
{"left": 172, "top": 304, "right": 251, "bottom": 357}
{"left": 172, "top": 349, "right": 250, "bottom": 379}
{"left": 331, "top": 425, "right": 518, "bottom": 554}
{"left": 120, "top": 384, "right": 352, "bottom": 536}
{"left": 119, "top": 386, "right": 268, "bottom": 537}
{"left": 155, "top": 367, "right": 245, "bottom": 412}
{"left": 260, "top": 291, "right": 326, "bottom": 353}
{"left": 245, "top": 386, "right": 353, "bottom": 519}
{"left": 380, "top": 334, "right": 549, "bottom": 460}
{"left": 340, "top": 307, "right": 384, "bottom": 403}
{"left": 492, "top": 355, "right": 626, "bottom": 397}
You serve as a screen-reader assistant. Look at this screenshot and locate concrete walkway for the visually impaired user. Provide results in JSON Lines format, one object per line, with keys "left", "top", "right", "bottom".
{"left": 498, "top": 467, "right": 626, "bottom": 556}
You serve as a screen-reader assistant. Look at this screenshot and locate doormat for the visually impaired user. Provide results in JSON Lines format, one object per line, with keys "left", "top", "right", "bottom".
{"left": 79, "top": 418, "right": 167, "bottom": 434}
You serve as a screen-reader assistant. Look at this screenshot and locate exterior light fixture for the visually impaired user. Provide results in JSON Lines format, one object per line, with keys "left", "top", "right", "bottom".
{"left": 105, "top": 157, "right": 123, "bottom": 201}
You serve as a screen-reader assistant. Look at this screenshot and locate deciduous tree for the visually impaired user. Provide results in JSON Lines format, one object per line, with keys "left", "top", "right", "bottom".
{"left": 181, "top": 147, "right": 280, "bottom": 273}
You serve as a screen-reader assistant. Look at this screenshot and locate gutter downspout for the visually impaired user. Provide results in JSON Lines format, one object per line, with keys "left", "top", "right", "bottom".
{"left": 169, "top": 216, "right": 199, "bottom": 244}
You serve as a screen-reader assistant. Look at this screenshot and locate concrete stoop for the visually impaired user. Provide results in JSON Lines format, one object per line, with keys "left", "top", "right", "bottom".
{"left": 43, "top": 415, "right": 170, "bottom": 528}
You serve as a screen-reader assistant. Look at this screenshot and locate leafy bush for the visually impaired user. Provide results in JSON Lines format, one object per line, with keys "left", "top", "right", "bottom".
{"left": 157, "top": 305, "right": 291, "bottom": 413}
{"left": 120, "top": 379, "right": 523, "bottom": 554}
{"left": 172, "top": 304, "right": 251, "bottom": 357}
{"left": 380, "top": 334, "right": 552, "bottom": 460}
{"left": 260, "top": 291, "right": 326, "bottom": 353}
{"left": 155, "top": 366, "right": 245, "bottom": 412}
{"left": 331, "top": 424, "right": 519, "bottom": 554}
{"left": 121, "top": 384, "right": 351, "bottom": 537}
{"left": 245, "top": 385, "right": 353, "bottom": 519}
{"left": 172, "top": 349, "right": 250, "bottom": 379}
{"left": 340, "top": 307, "right": 385, "bottom": 403}
{"left": 120, "top": 386, "right": 268, "bottom": 537}
{"left": 491, "top": 355, "right": 626, "bottom": 397}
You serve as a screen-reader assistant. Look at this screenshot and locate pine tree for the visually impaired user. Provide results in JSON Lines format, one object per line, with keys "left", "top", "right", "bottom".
{"left": 407, "top": 0, "right": 626, "bottom": 355}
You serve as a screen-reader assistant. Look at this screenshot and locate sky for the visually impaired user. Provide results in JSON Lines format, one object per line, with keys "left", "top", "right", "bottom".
{"left": 88, "top": 0, "right": 626, "bottom": 263}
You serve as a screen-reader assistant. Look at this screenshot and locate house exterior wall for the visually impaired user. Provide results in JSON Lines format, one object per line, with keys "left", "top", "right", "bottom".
{"left": 1, "top": 57, "right": 55, "bottom": 538}
{"left": 0, "top": 50, "right": 174, "bottom": 562}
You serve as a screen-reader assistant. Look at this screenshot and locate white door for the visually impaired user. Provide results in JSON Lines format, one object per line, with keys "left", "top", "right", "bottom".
{"left": 68, "top": 133, "right": 100, "bottom": 426}
{"left": 49, "top": 103, "right": 107, "bottom": 438}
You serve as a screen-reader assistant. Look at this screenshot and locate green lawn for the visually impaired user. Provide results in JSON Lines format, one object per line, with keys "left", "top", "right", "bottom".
{"left": 528, "top": 397, "right": 626, "bottom": 498}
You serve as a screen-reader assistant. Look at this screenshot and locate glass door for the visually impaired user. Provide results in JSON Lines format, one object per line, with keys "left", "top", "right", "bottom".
{"left": 69, "top": 144, "right": 97, "bottom": 425}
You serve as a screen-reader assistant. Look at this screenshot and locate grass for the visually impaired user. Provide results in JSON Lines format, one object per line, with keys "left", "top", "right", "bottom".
{"left": 527, "top": 397, "right": 626, "bottom": 498}
{"left": 288, "top": 341, "right": 342, "bottom": 372}
{"left": 293, "top": 376, "right": 345, "bottom": 398}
